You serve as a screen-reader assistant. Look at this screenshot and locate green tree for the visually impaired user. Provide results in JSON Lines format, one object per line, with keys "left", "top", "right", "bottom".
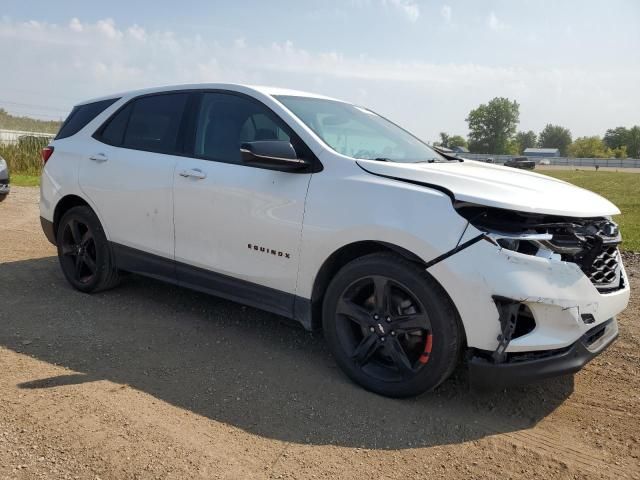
{"left": 466, "top": 97, "right": 520, "bottom": 154}
{"left": 515, "top": 130, "right": 537, "bottom": 154}
{"left": 612, "top": 146, "right": 628, "bottom": 159}
{"left": 603, "top": 126, "right": 630, "bottom": 150}
{"left": 538, "top": 124, "right": 572, "bottom": 156}
{"left": 436, "top": 132, "right": 450, "bottom": 147}
{"left": 602, "top": 125, "right": 640, "bottom": 158}
{"left": 625, "top": 126, "right": 640, "bottom": 159}
{"left": 448, "top": 135, "right": 467, "bottom": 149}
{"left": 435, "top": 132, "right": 467, "bottom": 149}
{"left": 568, "top": 136, "right": 612, "bottom": 158}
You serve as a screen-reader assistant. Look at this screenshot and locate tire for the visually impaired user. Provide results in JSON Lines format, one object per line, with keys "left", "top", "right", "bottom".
{"left": 56, "top": 206, "right": 120, "bottom": 293}
{"left": 0, "top": 193, "right": 6, "bottom": 202}
{"left": 322, "top": 252, "right": 462, "bottom": 398}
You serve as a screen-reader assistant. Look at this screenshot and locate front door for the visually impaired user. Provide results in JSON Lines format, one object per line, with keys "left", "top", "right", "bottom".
{"left": 173, "top": 92, "right": 312, "bottom": 316}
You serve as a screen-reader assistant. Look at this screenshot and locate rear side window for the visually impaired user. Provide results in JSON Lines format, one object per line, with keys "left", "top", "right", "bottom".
{"left": 56, "top": 98, "right": 119, "bottom": 140}
{"left": 124, "top": 94, "right": 188, "bottom": 153}
{"left": 96, "top": 93, "right": 188, "bottom": 154}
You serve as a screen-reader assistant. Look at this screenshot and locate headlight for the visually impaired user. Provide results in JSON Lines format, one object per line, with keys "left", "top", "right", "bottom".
{"left": 484, "top": 230, "right": 560, "bottom": 259}
{"left": 455, "top": 203, "right": 623, "bottom": 290}
{"left": 456, "top": 203, "right": 619, "bottom": 250}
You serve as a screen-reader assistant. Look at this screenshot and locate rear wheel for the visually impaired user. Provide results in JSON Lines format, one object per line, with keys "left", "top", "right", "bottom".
{"left": 56, "top": 206, "right": 120, "bottom": 293}
{"left": 323, "top": 252, "right": 461, "bottom": 397}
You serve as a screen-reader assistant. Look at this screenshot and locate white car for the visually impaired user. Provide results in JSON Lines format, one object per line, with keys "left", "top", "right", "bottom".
{"left": 39, "top": 84, "right": 630, "bottom": 397}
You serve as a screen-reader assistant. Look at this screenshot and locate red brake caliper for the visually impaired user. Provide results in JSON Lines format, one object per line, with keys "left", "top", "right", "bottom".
{"left": 418, "top": 332, "right": 433, "bottom": 364}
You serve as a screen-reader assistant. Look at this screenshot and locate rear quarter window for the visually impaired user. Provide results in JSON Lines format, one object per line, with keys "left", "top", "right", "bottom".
{"left": 55, "top": 98, "right": 119, "bottom": 140}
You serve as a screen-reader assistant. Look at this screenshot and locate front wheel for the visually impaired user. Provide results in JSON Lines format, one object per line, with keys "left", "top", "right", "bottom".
{"left": 56, "top": 206, "right": 120, "bottom": 293}
{"left": 323, "top": 252, "right": 462, "bottom": 397}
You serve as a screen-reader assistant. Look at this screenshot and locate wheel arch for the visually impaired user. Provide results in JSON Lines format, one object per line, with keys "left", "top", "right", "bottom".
{"left": 53, "top": 194, "right": 93, "bottom": 238}
{"left": 308, "top": 240, "right": 427, "bottom": 331}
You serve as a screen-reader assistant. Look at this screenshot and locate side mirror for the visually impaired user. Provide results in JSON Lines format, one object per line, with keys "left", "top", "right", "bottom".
{"left": 240, "top": 141, "right": 310, "bottom": 172}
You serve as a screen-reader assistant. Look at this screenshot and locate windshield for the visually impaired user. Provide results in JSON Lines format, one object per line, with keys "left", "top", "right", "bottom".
{"left": 275, "top": 96, "right": 445, "bottom": 163}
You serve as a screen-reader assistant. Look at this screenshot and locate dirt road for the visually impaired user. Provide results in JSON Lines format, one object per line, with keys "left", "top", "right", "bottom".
{"left": 1, "top": 186, "right": 639, "bottom": 479}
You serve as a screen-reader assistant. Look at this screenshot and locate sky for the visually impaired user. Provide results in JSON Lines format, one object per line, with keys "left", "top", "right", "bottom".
{"left": 0, "top": 0, "right": 638, "bottom": 141}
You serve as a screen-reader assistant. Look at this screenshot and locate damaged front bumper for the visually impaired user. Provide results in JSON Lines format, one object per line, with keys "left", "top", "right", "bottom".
{"left": 427, "top": 231, "right": 630, "bottom": 386}
{"left": 468, "top": 318, "right": 618, "bottom": 388}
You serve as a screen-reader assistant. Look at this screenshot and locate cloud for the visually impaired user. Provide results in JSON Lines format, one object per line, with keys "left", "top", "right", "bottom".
{"left": 69, "top": 17, "right": 83, "bottom": 32}
{"left": 487, "top": 12, "right": 507, "bottom": 31}
{"left": 383, "top": 0, "right": 420, "bottom": 23}
{"left": 0, "top": 17, "right": 638, "bottom": 140}
{"left": 440, "top": 5, "right": 452, "bottom": 23}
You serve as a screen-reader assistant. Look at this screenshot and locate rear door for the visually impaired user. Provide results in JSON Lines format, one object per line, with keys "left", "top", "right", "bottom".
{"left": 172, "top": 92, "right": 313, "bottom": 316}
{"left": 79, "top": 92, "right": 189, "bottom": 272}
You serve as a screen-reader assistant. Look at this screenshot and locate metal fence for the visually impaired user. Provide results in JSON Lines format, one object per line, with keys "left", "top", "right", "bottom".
{"left": 461, "top": 153, "right": 640, "bottom": 168}
{"left": 0, "top": 129, "right": 56, "bottom": 145}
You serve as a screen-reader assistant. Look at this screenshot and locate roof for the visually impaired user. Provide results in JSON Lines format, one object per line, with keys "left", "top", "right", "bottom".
{"left": 77, "top": 83, "right": 343, "bottom": 106}
{"left": 524, "top": 148, "right": 560, "bottom": 154}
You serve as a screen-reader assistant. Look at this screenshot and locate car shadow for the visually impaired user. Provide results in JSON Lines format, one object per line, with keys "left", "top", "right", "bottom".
{"left": 1, "top": 256, "right": 574, "bottom": 449}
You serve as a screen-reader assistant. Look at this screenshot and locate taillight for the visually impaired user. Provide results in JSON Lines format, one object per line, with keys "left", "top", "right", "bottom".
{"left": 41, "top": 146, "right": 54, "bottom": 165}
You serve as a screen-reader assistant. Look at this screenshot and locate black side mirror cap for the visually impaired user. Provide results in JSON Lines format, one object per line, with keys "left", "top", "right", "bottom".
{"left": 240, "top": 141, "right": 310, "bottom": 172}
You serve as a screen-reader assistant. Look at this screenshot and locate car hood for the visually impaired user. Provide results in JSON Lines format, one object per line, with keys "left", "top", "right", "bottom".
{"left": 356, "top": 159, "right": 620, "bottom": 217}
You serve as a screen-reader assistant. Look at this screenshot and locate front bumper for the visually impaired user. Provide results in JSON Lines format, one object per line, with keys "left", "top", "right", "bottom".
{"left": 428, "top": 234, "right": 630, "bottom": 354}
{"left": 468, "top": 318, "right": 618, "bottom": 388}
{"left": 0, "top": 178, "right": 9, "bottom": 196}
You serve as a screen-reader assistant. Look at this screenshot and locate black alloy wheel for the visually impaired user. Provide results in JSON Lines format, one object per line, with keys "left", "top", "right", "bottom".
{"left": 56, "top": 206, "right": 120, "bottom": 293}
{"left": 335, "top": 275, "right": 433, "bottom": 382}
{"left": 323, "top": 252, "right": 461, "bottom": 397}
{"left": 59, "top": 218, "right": 98, "bottom": 285}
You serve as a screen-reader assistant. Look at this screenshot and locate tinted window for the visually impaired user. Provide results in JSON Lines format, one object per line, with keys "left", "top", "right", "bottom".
{"left": 56, "top": 98, "right": 119, "bottom": 140}
{"left": 99, "top": 103, "right": 132, "bottom": 146}
{"left": 122, "top": 94, "right": 188, "bottom": 153}
{"left": 194, "top": 93, "right": 290, "bottom": 163}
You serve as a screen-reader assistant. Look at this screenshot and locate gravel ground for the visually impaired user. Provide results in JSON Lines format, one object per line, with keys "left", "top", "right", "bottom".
{"left": 1, "top": 186, "right": 639, "bottom": 480}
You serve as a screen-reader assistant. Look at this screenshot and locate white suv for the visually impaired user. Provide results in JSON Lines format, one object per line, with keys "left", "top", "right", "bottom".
{"left": 40, "top": 84, "right": 630, "bottom": 397}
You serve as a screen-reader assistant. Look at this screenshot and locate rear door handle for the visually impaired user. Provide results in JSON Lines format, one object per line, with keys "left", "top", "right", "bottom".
{"left": 179, "top": 168, "right": 207, "bottom": 179}
{"left": 89, "top": 153, "right": 108, "bottom": 163}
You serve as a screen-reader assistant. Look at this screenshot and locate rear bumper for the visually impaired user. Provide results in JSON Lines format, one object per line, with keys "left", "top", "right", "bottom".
{"left": 468, "top": 318, "right": 618, "bottom": 388}
{"left": 40, "top": 216, "right": 56, "bottom": 245}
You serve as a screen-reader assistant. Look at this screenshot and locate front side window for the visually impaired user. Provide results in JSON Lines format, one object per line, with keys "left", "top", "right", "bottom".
{"left": 275, "top": 96, "right": 445, "bottom": 163}
{"left": 194, "top": 93, "right": 291, "bottom": 164}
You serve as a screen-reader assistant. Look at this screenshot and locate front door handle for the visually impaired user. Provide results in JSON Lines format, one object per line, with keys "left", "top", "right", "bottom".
{"left": 179, "top": 168, "right": 207, "bottom": 179}
{"left": 89, "top": 153, "right": 108, "bottom": 163}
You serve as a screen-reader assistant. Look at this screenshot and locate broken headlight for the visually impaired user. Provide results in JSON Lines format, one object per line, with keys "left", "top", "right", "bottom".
{"left": 455, "top": 203, "right": 623, "bottom": 290}
{"left": 456, "top": 203, "right": 619, "bottom": 249}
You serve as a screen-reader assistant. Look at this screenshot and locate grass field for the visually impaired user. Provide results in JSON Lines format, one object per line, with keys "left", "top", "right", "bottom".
{"left": 11, "top": 174, "right": 41, "bottom": 187}
{"left": 0, "top": 137, "right": 48, "bottom": 176}
{"left": 7, "top": 169, "right": 639, "bottom": 251}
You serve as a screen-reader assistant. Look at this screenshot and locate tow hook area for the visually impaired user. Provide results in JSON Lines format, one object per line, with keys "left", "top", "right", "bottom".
{"left": 491, "top": 296, "right": 521, "bottom": 363}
